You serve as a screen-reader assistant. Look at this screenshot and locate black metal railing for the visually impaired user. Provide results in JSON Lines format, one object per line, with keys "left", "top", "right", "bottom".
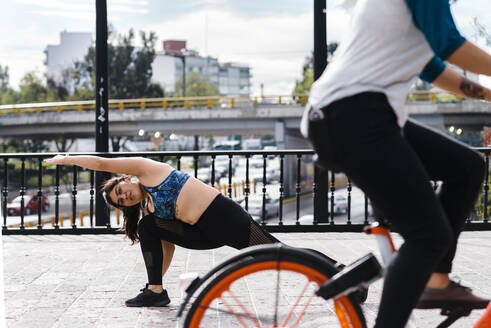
{"left": 1, "top": 148, "right": 490, "bottom": 235}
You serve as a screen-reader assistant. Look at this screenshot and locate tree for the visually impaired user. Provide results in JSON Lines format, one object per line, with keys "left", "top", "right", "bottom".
{"left": 0, "top": 64, "right": 9, "bottom": 93}
{"left": 293, "top": 42, "right": 338, "bottom": 94}
{"left": 18, "top": 72, "right": 48, "bottom": 103}
{"left": 72, "top": 28, "right": 164, "bottom": 99}
{"left": 174, "top": 72, "right": 219, "bottom": 97}
{"left": 473, "top": 17, "right": 491, "bottom": 46}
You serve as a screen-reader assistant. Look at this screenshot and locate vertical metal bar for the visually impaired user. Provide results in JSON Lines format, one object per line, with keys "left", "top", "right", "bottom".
{"left": 329, "top": 171, "right": 335, "bottom": 225}
{"left": 227, "top": 155, "right": 233, "bottom": 198}
{"left": 278, "top": 155, "right": 284, "bottom": 225}
{"left": 2, "top": 158, "right": 8, "bottom": 231}
{"left": 211, "top": 155, "right": 216, "bottom": 187}
{"left": 193, "top": 155, "right": 198, "bottom": 178}
{"left": 177, "top": 155, "right": 181, "bottom": 171}
{"left": 261, "top": 154, "right": 267, "bottom": 226}
{"left": 314, "top": 0, "right": 327, "bottom": 80}
{"left": 245, "top": 155, "right": 250, "bottom": 211}
{"left": 295, "top": 155, "right": 302, "bottom": 225}
{"left": 483, "top": 154, "right": 489, "bottom": 223}
{"left": 20, "top": 158, "right": 25, "bottom": 230}
{"left": 55, "top": 165, "right": 60, "bottom": 229}
{"left": 346, "top": 179, "right": 352, "bottom": 225}
{"left": 364, "top": 195, "right": 369, "bottom": 225}
{"left": 90, "top": 170, "right": 95, "bottom": 227}
{"left": 37, "top": 157, "right": 43, "bottom": 229}
{"left": 312, "top": 162, "right": 319, "bottom": 226}
{"left": 95, "top": 0, "right": 110, "bottom": 227}
{"left": 72, "top": 165, "right": 78, "bottom": 229}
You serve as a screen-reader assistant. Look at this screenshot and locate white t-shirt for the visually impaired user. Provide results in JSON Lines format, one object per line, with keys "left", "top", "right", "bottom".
{"left": 300, "top": 0, "right": 465, "bottom": 136}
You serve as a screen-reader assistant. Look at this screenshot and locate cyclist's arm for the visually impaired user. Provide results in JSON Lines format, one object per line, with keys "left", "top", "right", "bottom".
{"left": 432, "top": 66, "right": 491, "bottom": 101}
{"left": 162, "top": 240, "right": 175, "bottom": 280}
{"left": 447, "top": 41, "right": 491, "bottom": 76}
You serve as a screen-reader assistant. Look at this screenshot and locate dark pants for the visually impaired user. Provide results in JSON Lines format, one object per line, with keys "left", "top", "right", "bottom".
{"left": 307, "top": 92, "right": 485, "bottom": 328}
{"left": 137, "top": 194, "right": 280, "bottom": 285}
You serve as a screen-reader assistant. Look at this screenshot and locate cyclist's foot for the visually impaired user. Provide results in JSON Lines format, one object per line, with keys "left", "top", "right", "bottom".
{"left": 415, "top": 280, "right": 489, "bottom": 310}
{"left": 125, "top": 284, "right": 171, "bottom": 307}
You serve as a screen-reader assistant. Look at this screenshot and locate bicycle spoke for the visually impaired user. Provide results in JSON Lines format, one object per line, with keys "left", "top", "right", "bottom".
{"left": 198, "top": 302, "right": 273, "bottom": 326}
{"left": 220, "top": 296, "right": 251, "bottom": 328}
{"left": 289, "top": 289, "right": 317, "bottom": 328}
{"left": 281, "top": 280, "right": 311, "bottom": 327}
{"left": 274, "top": 260, "right": 281, "bottom": 327}
{"left": 227, "top": 290, "right": 263, "bottom": 328}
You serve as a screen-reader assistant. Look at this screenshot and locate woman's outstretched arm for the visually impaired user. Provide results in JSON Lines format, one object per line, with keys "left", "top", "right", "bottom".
{"left": 44, "top": 155, "right": 165, "bottom": 177}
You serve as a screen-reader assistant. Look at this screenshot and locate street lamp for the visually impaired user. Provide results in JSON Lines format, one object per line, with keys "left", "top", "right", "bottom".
{"left": 169, "top": 49, "right": 188, "bottom": 97}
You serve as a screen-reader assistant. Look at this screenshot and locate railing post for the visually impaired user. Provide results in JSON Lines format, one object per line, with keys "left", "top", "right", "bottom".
{"left": 261, "top": 154, "right": 267, "bottom": 226}
{"left": 2, "top": 158, "right": 8, "bottom": 231}
{"left": 329, "top": 171, "right": 335, "bottom": 225}
{"left": 278, "top": 155, "right": 284, "bottom": 226}
{"left": 245, "top": 155, "right": 250, "bottom": 211}
{"left": 295, "top": 154, "right": 302, "bottom": 225}
{"left": 37, "top": 157, "right": 43, "bottom": 229}
{"left": 20, "top": 158, "right": 26, "bottom": 230}
{"left": 55, "top": 165, "right": 60, "bottom": 229}
{"left": 484, "top": 155, "right": 489, "bottom": 223}
{"left": 347, "top": 179, "right": 352, "bottom": 225}
{"left": 72, "top": 165, "right": 78, "bottom": 229}
{"left": 90, "top": 170, "right": 95, "bottom": 227}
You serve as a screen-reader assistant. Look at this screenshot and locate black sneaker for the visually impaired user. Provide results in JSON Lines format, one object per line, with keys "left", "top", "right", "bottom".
{"left": 125, "top": 284, "right": 171, "bottom": 307}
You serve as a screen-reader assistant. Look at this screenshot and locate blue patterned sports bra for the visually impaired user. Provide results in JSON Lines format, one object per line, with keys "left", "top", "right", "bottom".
{"left": 143, "top": 170, "right": 190, "bottom": 220}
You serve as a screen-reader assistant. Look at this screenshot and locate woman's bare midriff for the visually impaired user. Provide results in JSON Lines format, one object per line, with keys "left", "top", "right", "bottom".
{"left": 175, "top": 177, "right": 220, "bottom": 225}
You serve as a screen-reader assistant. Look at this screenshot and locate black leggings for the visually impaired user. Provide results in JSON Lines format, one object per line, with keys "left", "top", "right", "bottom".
{"left": 307, "top": 92, "right": 485, "bottom": 328}
{"left": 137, "top": 194, "right": 281, "bottom": 285}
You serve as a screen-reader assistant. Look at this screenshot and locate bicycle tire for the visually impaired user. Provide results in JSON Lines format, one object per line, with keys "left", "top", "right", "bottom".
{"left": 183, "top": 249, "right": 367, "bottom": 328}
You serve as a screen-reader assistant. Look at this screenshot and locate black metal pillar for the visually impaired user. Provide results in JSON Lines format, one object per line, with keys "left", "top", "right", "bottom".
{"left": 194, "top": 135, "right": 199, "bottom": 151}
{"left": 181, "top": 56, "right": 186, "bottom": 97}
{"left": 95, "top": 0, "right": 110, "bottom": 226}
{"left": 313, "top": 0, "right": 330, "bottom": 223}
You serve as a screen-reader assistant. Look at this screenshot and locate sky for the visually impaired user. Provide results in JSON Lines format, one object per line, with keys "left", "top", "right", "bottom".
{"left": 0, "top": 0, "right": 490, "bottom": 97}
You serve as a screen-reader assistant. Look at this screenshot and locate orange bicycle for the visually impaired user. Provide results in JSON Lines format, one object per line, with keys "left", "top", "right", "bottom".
{"left": 177, "top": 221, "right": 491, "bottom": 328}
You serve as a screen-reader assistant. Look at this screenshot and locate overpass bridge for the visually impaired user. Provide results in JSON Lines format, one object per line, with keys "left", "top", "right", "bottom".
{"left": 1, "top": 93, "right": 490, "bottom": 149}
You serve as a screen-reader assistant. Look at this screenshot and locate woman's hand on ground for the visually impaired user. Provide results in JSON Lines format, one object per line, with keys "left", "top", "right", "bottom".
{"left": 44, "top": 154, "right": 68, "bottom": 165}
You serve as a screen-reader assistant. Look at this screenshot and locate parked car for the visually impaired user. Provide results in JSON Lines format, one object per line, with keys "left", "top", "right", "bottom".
{"left": 242, "top": 196, "right": 279, "bottom": 219}
{"left": 327, "top": 194, "right": 348, "bottom": 214}
{"left": 7, "top": 194, "right": 50, "bottom": 216}
{"left": 251, "top": 168, "right": 280, "bottom": 183}
{"left": 197, "top": 167, "right": 212, "bottom": 184}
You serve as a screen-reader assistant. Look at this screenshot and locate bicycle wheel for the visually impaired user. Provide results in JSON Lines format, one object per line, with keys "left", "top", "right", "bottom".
{"left": 184, "top": 248, "right": 367, "bottom": 328}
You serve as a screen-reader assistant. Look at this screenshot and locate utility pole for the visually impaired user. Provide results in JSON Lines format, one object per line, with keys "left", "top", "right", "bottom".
{"left": 313, "top": 0, "right": 330, "bottom": 223}
{"left": 95, "top": 0, "right": 110, "bottom": 226}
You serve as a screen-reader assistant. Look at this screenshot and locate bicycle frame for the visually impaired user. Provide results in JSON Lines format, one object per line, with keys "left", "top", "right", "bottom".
{"left": 363, "top": 222, "right": 491, "bottom": 328}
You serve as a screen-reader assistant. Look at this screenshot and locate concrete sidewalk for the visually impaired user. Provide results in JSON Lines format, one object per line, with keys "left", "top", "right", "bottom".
{"left": 3, "top": 231, "right": 491, "bottom": 327}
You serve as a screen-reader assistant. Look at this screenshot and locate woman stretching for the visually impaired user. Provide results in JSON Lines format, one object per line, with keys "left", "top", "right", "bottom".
{"left": 44, "top": 155, "right": 339, "bottom": 307}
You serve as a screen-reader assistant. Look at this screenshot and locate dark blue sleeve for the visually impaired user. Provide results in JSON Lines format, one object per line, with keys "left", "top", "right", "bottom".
{"left": 405, "top": 0, "right": 466, "bottom": 59}
{"left": 419, "top": 56, "right": 446, "bottom": 83}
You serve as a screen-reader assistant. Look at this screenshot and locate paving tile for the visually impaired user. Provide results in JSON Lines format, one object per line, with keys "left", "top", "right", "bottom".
{"left": 3, "top": 231, "right": 491, "bottom": 327}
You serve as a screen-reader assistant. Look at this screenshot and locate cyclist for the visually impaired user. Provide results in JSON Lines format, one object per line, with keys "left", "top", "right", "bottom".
{"left": 301, "top": 0, "right": 491, "bottom": 327}
{"left": 44, "top": 155, "right": 284, "bottom": 307}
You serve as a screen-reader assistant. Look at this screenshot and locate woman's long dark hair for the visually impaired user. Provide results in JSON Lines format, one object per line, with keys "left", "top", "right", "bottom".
{"left": 101, "top": 176, "right": 147, "bottom": 244}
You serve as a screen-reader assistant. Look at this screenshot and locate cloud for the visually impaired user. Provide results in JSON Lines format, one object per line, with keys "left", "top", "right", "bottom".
{"left": 28, "top": 10, "right": 95, "bottom": 20}
{"left": 143, "top": 9, "right": 317, "bottom": 96}
{"left": 142, "top": 7, "right": 352, "bottom": 96}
